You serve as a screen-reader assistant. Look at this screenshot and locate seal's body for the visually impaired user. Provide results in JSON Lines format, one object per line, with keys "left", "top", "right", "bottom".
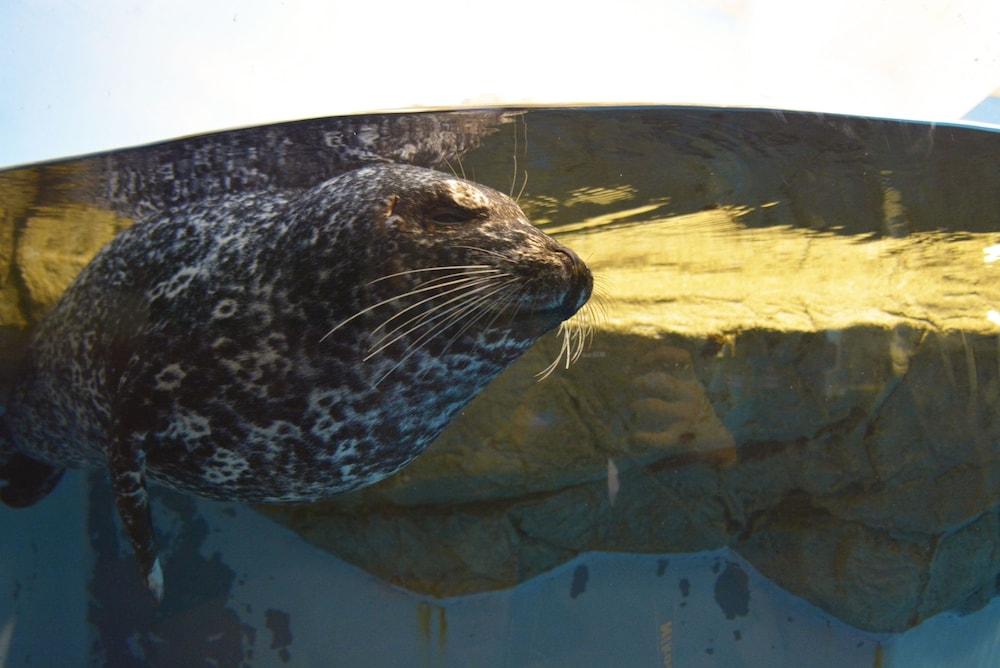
{"left": 1, "top": 163, "right": 591, "bottom": 599}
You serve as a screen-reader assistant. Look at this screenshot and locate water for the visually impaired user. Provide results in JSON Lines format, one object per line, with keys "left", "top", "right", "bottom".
{"left": 2, "top": 107, "right": 1000, "bottom": 666}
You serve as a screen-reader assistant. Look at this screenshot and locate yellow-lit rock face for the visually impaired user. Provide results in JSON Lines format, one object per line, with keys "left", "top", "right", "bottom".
{"left": 563, "top": 205, "right": 1000, "bottom": 337}
{"left": 0, "top": 169, "right": 38, "bottom": 331}
{"left": 0, "top": 166, "right": 132, "bottom": 401}
{"left": 0, "top": 169, "right": 40, "bottom": 401}
{"left": 16, "top": 205, "right": 132, "bottom": 320}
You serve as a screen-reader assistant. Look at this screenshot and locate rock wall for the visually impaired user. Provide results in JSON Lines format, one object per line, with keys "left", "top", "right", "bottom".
{"left": 261, "top": 324, "right": 1000, "bottom": 633}
{"left": 0, "top": 166, "right": 130, "bottom": 402}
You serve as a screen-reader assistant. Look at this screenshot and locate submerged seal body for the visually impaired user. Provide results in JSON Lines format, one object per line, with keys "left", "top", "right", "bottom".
{"left": 0, "top": 162, "right": 591, "bottom": 598}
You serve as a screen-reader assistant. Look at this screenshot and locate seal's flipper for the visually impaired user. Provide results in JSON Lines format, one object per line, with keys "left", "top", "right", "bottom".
{"left": 0, "top": 420, "right": 65, "bottom": 507}
{"left": 0, "top": 451, "right": 65, "bottom": 508}
{"left": 109, "top": 438, "right": 163, "bottom": 602}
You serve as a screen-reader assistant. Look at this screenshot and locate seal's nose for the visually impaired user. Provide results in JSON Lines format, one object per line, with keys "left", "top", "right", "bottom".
{"left": 555, "top": 246, "right": 593, "bottom": 318}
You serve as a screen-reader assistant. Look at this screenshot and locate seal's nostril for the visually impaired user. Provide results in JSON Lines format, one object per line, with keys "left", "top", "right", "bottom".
{"left": 555, "top": 246, "right": 593, "bottom": 317}
{"left": 556, "top": 246, "right": 581, "bottom": 265}
{"left": 556, "top": 246, "right": 583, "bottom": 271}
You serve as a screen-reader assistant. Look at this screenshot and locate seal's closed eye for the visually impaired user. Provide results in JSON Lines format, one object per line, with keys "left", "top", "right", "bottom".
{"left": 429, "top": 204, "right": 483, "bottom": 225}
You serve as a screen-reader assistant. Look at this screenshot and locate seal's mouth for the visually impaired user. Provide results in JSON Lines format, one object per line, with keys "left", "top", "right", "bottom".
{"left": 502, "top": 245, "right": 596, "bottom": 374}
{"left": 517, "top": 245, "right": 593, "bottom": 325}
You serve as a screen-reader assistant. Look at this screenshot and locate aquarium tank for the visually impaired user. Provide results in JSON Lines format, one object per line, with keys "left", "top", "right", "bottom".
{"left": 2, "top": 105, "right": 1000, "bottom": 667}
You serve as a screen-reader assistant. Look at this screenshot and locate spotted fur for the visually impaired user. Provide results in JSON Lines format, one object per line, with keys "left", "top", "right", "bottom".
{"left": 99, "top": 111, "right": 514, "bottom": 219}
{"left": 2, "top": 162, "right": 591, "bottom": 598}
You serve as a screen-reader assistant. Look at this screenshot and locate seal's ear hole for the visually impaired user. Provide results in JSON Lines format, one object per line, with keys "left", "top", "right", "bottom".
{"left": 429, "top": 204, "right": 482, "bottom": 225}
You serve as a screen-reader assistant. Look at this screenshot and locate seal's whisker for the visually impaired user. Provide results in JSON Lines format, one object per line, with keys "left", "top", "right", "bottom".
{"left": 510, "top": 123, "right": 519, "bottom": 197}
{"left": 445, "top": 282, "right": 514, "bottom": 340}
{"left": 505, "top": 285, "right": 529, "bottom": 329}
{"left": 490, "top": 286, "right": 529, "bottom": 354}
{"left": 563, "top": 326, "right": 574, "bottom": 370}
{"left": 366, "top": 281, "right": 515, "bottom": 361}
{"left": 414, "top": 305, "right": 492, "bottom": 383}
{"left": 430, "top": 281, "right": 525, "bottom": 377}
{"left": 534, "top": 294, "right": 601, "bottom": 381}
{"left": 483, "top": 284, "right": 524, "bottom": 334}
{"left": 454, "top": 245, "right": 512, "bottom": 263}
{"left": 369, "top": 272, "right": 510, "bottom": 337}
{"left": 380, "top": 299, "right": 483, "bottom": 369}
{"left": 572, "top": 317, "right": 589, "bottom": 363}
{"left": 522, "top": 113, "right": 529, "bottom": 155}
{"left": 431, "top": 286, "right": 520, "bottom": 368}
{"left": 584, "top": 308, "right": 599, "bottom": 346}
{"left": 365, "top": 279, "right": 519, "bottom": 361}
{"left": 570, "top": 303, "right": 599, "bottom": 363}
{"left": 398, "top": 269, "right": 508, "bottom": 295}
{"left": 368, "top": 265, "right": 496, "bottom": 285}
{"left": 371, "top": 284, "right": 511, "bottom": 388}
{"left": 375, "top": 278, "right": 525, "bottom": 386}
{"left": 448, "top": 283, "right": 522, "bottom": 359}
{"left": 321, "top": 273, "right": 504, "bottom": 343}
{"left": 439, "top": 297, "right": 498, "bottom": 353}
{"left": 515, "top": 170, "right": 529, "bottom": 204}
{"left": 585, "top": 288, "right": 612, "bottom": 320}
{"left": 536, "top": 325, "right": 572, "bottom": 381}
{"left": 488, "top": 285, "right": 532, "bottom": 355}
{"left": 537, "top": 330, "right": 567, "bottom": 381}
{"left": 568, "top": 324, "right": 582, "bottom": 364}
{"left": 367, "top": 276, "right": 516, "bottom": 354}
{"left": 443, "top": 282, "right": 524, "bottom": 365}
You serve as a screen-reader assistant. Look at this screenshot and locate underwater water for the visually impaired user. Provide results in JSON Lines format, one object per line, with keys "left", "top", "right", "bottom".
{"left": 2, "top": 107, "right": 1000, "bottom": 666}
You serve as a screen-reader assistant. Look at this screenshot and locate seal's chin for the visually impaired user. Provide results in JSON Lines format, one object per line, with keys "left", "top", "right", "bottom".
{"left": 514, "top": 308, "right": 568, "bottom": 335}
{"left": 508, "top": 252, "right": 593, "bottom": 337}
{"left": 512, "top": 297, "right": 588, "bottom": 339}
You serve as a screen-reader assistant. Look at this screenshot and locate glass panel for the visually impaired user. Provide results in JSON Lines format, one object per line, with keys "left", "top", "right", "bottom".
{"left": 2, "top": 107, "right": 999, "bottom": 666}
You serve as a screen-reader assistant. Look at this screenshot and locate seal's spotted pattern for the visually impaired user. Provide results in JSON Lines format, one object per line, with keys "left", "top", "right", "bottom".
{"left": 98, "top": 112, "right": 512, "bottom": 218}
{"left": 2, "top": 161, "right": 592, "bottom": 600}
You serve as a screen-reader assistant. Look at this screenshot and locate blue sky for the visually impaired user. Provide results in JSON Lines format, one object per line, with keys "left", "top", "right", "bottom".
{"left": 2, "top": 0, "right": 999, "bottom": 168}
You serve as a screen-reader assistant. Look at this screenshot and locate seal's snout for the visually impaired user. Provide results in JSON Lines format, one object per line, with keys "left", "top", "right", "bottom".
{"left": 556, "top": 246, "right": 593, "bottom": 318}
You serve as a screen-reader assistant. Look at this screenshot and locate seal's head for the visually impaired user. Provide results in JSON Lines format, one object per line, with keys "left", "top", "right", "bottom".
{"left": 113, "top": 162, "right": 596, "bottom": 503}
{"left": 286, "top": 163, "right": 593, "bottom": 389}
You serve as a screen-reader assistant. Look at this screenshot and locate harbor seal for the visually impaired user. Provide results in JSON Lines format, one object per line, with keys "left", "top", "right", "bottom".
{"left": 0, "top": 162, "right": 592, "bottom": 601}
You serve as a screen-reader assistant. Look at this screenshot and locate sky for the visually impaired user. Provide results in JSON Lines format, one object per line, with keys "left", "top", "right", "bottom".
{"left": 1, "top": 0, "right": 1000, "bottom": 167}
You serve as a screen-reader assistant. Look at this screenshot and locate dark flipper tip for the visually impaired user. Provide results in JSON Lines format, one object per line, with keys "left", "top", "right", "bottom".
{"left": 0, "top": 452, "right": 65, "bottom": 508}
